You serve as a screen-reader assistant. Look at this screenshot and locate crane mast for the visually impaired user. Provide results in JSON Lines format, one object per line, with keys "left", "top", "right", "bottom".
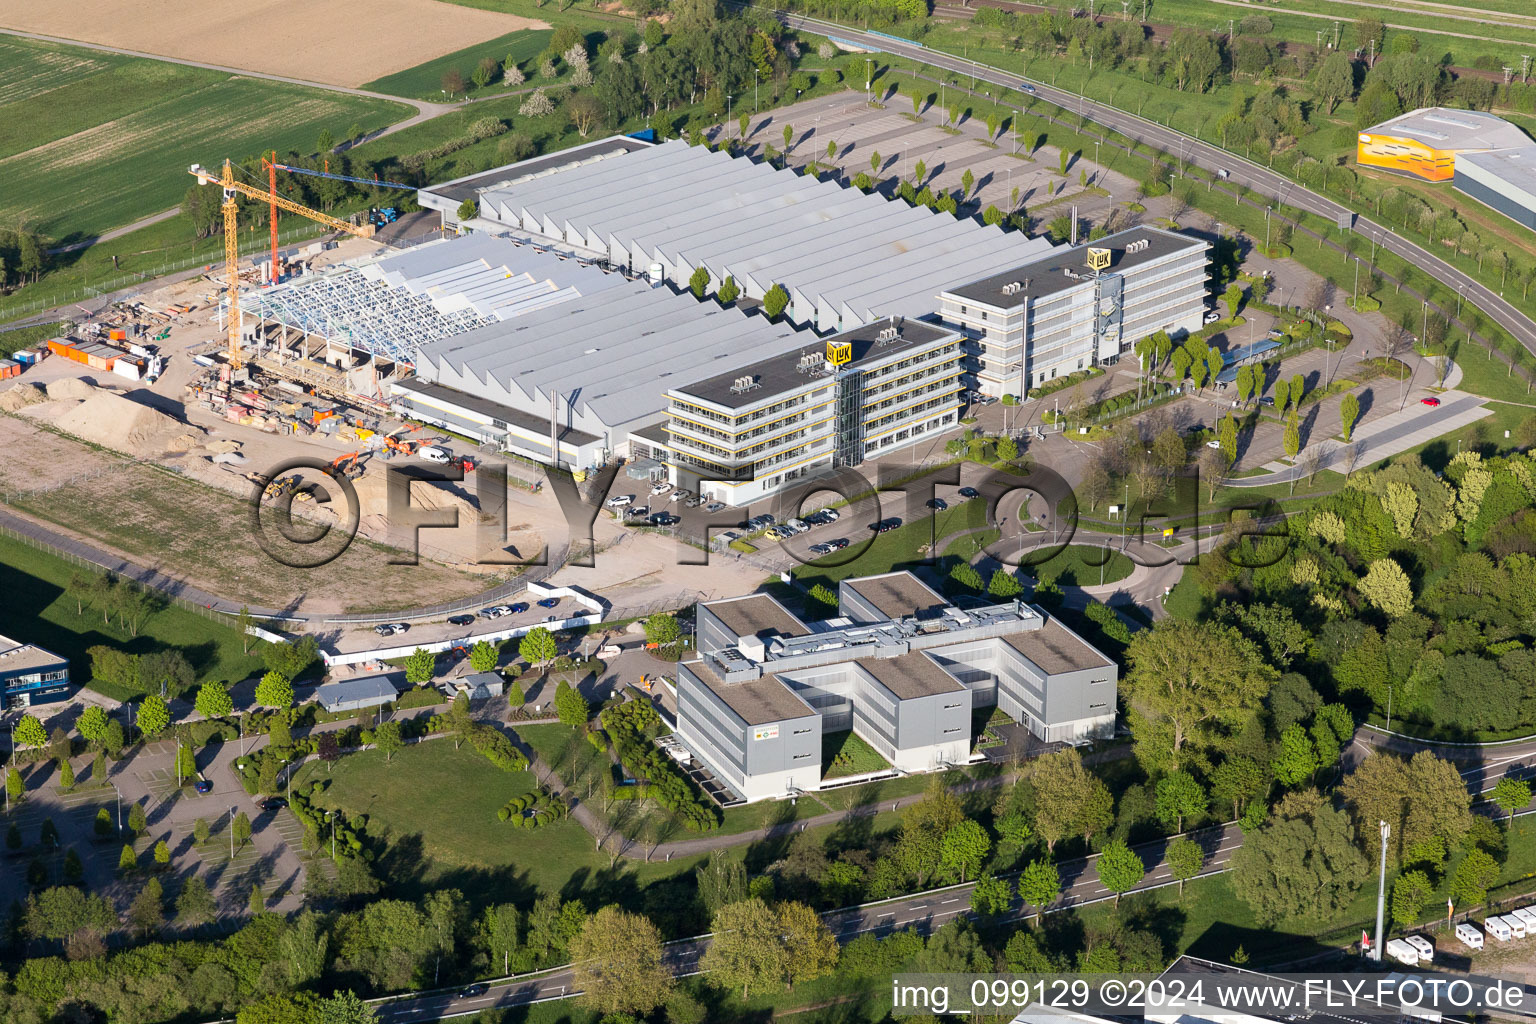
{"left": 188, "top": 159, "right": 376, "bottom": 370}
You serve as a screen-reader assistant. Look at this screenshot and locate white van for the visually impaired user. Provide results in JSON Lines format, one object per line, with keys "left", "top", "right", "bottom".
{"left": 417, "top": 446, "right": 451, "bottom": 464}
{"left": 1385, "top": 938, "right": 1420, "bottom": 965}
{"left": 1455, "top": 922, "right": 1485, "bottom": 949}
{"left": 1485, "top": 916, "right": 1513, "bottom": 942}
{"left": 1405, "top": 934, "right": 1434, "bottom": 962}
{"left": 1501, "top": 913, "right": 1527, "bottom": 939}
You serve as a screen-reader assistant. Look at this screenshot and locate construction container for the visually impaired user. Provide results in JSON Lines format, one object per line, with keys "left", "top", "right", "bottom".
{"left": 0, "top": 359, "right": 20, "bottom": 379}
{"left": 107, "top": 328, "right": 127, "bottom": 342}
{"left": 48, "top": 339, "right": 88, "bottom": 363}
{"left": 12, "top": 349, "right": 39, "bottom": 365}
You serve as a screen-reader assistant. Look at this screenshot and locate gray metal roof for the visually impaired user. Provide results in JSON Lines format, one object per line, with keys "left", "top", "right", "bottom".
{"left": 315, "top": 675, "right": 399, "bottom": 706}
{"left": 476, "top": 139, "right": 1054, "bottom": 325}
{"left": 1455, "top": 144, "right": 1536, "bottom": 187}
{"left": 372, "top": 236, "right": 810, "bottom": 430}
{"left": 674, "top": 317, "right": 957, "bottom": 410}
{"left": 946, "top": 227, "right": 1205, "bottom": 307}
{"left": 1363, "top": 107, "right": 1531, "bottom": 151}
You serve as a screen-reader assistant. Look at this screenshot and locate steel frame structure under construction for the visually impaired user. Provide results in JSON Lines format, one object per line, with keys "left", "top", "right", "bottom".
{"left": 238, "top": 263, "right": 494, "bottom": 365}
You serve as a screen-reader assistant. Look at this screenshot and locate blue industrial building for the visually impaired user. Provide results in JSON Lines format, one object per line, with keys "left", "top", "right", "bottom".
{"left": 0, "top": 633, "right": 71, "bottom": 709}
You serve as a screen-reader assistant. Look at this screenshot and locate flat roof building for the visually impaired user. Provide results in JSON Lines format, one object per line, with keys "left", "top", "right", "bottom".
{"left": 675, "top": 572, "right": 1116, "bottom": 802}
{"left": 1454, "top": 145, "right": 1536, "bottom": 231}
{"left": 0, "top": 633, "right": 70, "bottom": 710}
{"left": 420, "top": 136, "right": 1054, "bottom": 333}
{"left": 634, "top": 316, "right": 965, "bottom": 504}
{"left": 1358, "top": 107, "right": 1532, "bottom": 182}
{"left": 940, "top": 227, "right": 1210, "bottom": 397}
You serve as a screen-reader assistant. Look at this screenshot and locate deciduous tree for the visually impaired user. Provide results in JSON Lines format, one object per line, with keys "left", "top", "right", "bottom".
{"left": 1095, "top": 839, "right": 1145, "bottom": 904}
{"left": 569, "top": 906, "right": 673, "bottom": 1014}
{"left": 1230, "top": 793, "right": 1366, "bottom": 925}
{"left": 373, "top": 721, "right": 404, "bottom": 762}
{"left": 194, "top": 682, "right": 233, "bottom": 720}
{"left": 1165, "top": 835, "right": 1205, "bottom": 895}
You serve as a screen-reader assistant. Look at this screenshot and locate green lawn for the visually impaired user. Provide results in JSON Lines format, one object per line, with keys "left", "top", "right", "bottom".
{"left": 821, "top": 730, "right": 890, "bottom": 779}
{"left": 0, "top": 35, "right": 410, "bottom": 242}
{"left": 1018, "top": 544, "right": 1134, "bottom": 586}
{"left": 297, "top": 739, "right": 703, "bottom": 904}
{"left": 361, "top": 29, "right": 553, "bottom": 99}
{"left": 0, "top": 322, "right": 63, "bottom": 358}
{"left": 0, "top": 534, "right": 264, "bottom": 700}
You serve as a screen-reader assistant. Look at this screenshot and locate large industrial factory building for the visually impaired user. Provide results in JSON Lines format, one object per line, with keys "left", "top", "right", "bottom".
{"left": 241, "top": 136, "right": 1211, "bottom": 501}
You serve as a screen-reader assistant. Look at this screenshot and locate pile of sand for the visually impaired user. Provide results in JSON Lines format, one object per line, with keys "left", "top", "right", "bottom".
{"left": 208, "top": 440, "right": 242, "bottom": 454}
{"left": 46, "top": 378, "right": 97, "bottom": 402}
{"left": 0, "top": 384, "right": 47, "bottom": 412}
{"left": 54, "top": 391, "right": 202, "bottom": 457}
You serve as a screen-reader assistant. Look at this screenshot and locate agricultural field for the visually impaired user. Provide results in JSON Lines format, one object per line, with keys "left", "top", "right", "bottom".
{"left": 0, "top": 0, "right": 545, "bottom": 87}
{"left": 0, "top": 36, "right": 411, "bottom": 243}
{"left": 361, "top": 28, "right": 552, "bottom": 100}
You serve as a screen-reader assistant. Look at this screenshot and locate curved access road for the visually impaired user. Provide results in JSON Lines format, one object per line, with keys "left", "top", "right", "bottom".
{"left": 767, "top": 10, "right": 1536, "bottom": 365}
{"left": 370, "top": 822, "right": 1243, "bottom": 1021}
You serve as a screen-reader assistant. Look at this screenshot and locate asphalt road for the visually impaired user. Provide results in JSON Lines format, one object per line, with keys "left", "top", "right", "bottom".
{"left": 768, "top": 9, "right": 1536, "bottom": 364}
{"left": 371, "top": 823, "right": 1242, "bottom": 1021}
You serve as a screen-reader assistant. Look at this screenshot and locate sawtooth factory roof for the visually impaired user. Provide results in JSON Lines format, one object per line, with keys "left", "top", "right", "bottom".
{"left": 464, "top": 138, "right": 1054, "bottom": 327}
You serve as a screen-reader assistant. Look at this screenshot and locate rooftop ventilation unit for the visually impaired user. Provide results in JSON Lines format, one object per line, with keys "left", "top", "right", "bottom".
{"left": 796, "top": 351, "right": 825, "bottom": 373}
{"left": 876, "top": 325, "right": 900, "bottom": 342}
{"left": 729, "top": 374, "right": 761, "bottom": 394}
{"left": 1001, "top": 281, "right": 1025, "bottom": 296}
{"left": 1125, "top": 238, "right": 1150, "bottom": 255}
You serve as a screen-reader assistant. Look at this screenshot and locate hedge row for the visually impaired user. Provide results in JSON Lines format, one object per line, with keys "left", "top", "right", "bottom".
{"left": 601, "top": 701, "right": 719, "bottom": 832}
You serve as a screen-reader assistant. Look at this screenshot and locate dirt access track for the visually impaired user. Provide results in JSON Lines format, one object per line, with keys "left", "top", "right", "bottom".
{"left": 0, "top": 0, "right": 547, "bottom": 88}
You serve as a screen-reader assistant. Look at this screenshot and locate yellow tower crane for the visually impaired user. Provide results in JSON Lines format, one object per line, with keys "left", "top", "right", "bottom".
{"left": 188, "top": 160, "right": 375, "bottom": 370}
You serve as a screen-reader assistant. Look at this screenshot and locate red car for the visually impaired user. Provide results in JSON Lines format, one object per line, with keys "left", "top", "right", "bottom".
{"left": 1420, "top": 397, "right": 1441, "bottom": 408}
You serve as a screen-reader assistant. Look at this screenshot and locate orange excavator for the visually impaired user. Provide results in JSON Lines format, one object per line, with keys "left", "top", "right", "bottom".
{"left": 330, "top": 451, "right": 366, "bottom": 479}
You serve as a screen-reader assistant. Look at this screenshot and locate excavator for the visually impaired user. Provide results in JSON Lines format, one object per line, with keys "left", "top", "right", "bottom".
{"left": 329, "top": 451, "right": 366, "bottom": 479}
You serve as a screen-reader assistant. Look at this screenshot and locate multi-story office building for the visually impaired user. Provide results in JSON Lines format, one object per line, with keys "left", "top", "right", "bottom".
{"left": 675, "top": 572, "right": 1117, "bottom": 802}
{"left": 939, "top": 227, "right": 1210, "bottom": 397}
{"left": 630, "top": 318, "right": 964, "bottom": 506}
{"left": 0, "top": 634, "right": 70, "bottom": 710}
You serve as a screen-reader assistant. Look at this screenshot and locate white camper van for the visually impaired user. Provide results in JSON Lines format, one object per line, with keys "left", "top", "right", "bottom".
{"left": 1455, "top": 922, "right": 1485, "bottom": 949}
{"left": 1404, "top": 934, "right": 1434, "bottom": 962}
{"left": 1485, "top": 916, "right": 1513, "bottom": 942}
{"left": 1385, "top": 938, "right": 1420, "bottom": 965}
{"left": 1512, "top": 907, "right": 1536, "bottom": 931}
{"left": 1500, "top": 913, "right": 1527, "bottom": 939}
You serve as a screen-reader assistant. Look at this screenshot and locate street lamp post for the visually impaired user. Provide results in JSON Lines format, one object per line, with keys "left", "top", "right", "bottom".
{"left": 1371, "top": 820, "right": 1390, "bottom": 960}
{"left": 326, "top": 810, "right": 337, "bottom": 860}
{"left": 113, "top": 783, "right": 122, "bottom": 830}
{"left": 1353, "top": 257, "right": 1360, "bottom": 306}
{"left": 230, "top": 806, "right": 237, "bottom": 858}
{"left": 865, "top": 58, "right": 872, "bottom": 103}
{"left": 1264, "top": 207, "right": 1271, "bottom": 250}
{"left": 754, "top": 69, "right": 759, "bottom": 113}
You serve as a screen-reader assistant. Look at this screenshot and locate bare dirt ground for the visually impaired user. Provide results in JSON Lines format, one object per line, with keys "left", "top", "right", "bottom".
{"left": 0, "top": 0, "right": 548, "bottom": 87}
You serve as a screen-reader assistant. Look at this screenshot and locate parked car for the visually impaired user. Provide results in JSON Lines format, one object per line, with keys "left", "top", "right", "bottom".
{"left": 374, "top": 622, "right": 409, "bottom": 636}
{"left": 480, "top": 605, "right": 513, "bottom": 619}
{"left": 785, "top": 518, "right": 809, "bottom": 534}
{"left": 194, "top": 775, "right": 213, "bottom": 794}
{"left": 626, "top": 505, "right": 651, "bottom": 518}
{"left": 537, "top": 597, "right": 560, "bottom": 609}
{"left": 926, "top": 497, "right": 948, "bottom": 510}
{"left": 803, "top": 511, "right": 832, "bottom": 526}
{"left": 459, "top": 984, "right": 489, "bottom": 999}
{"left": 649, "top": 512, "right": 680, "bottom": 526}
{"left": 447, "top": 614, "right": 475, "bottom": 626}
{"left": 705, "top": 502, "right": 727, "bottom": 513}
{"left": 1421, "top": 396, "right": 1441, "bottom": 407}
{"left": 870, "top": 518, "right": 901, "bottom": 533}
{"left": 958, "top": 486, "right": 980, "bottom": 500}
{"left": 810, "top": 542, "right": 832, "bottom": 555}
{"left": 1203, "top": 310, "right": 1221, "bottom": 324}
{"left": 417, "top": 446, "right": 451, "bottom": 464}
{"left": 686, "top": 495, "right": 708, "bottom": 507}
{"left": 669, "top": 489, "right": 693, "bottom": 502}
{"left": 1258, "top": 396, "right": 1275, "bottom": 406}
{"left": 826, "top": 537, "right": 850, "bottom": 551}
{"left": 509, "top": 603, "right": 529, "bottom": 614}
{"left": 817, "top": 506, "right": 840, "bottom": 521}
{"left": 261, "top": 797, "right": 287, "bottom": 811}
{"left": 1206, "top": 440, "right": 1222, "bottom": 449}
{"left": 605, "top": 494, "right": 635, "bottom": 507}
{"left": 650, "top": 481, "right": 672, "bottom": 495}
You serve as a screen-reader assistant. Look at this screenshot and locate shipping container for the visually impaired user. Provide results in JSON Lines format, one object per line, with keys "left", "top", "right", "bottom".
{"left": 108, "top": 328, "right": 127, "bottom": 341}
{"left": 48, "top": 339, "right": 88, "bottom": 363}
{"left": 12, "top": 349, "right": 38, "bottom": 365}
{"left": 0, "top": 360, "right": 19, "bottom": 378}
